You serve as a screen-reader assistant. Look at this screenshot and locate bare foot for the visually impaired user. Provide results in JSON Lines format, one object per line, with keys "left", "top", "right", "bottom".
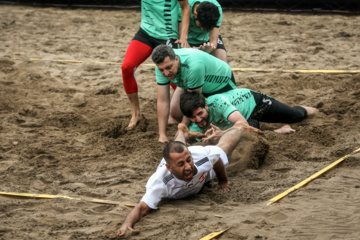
{"left": 126, "top": 92, "right": 142, "bottom": 131}
{"left": 126, "top": 114, "right": 142, "bottom": 131}
{"left": 274, "top": 124, "right": 295, "bottom": 134}
{"left": 302, "top": 106, "right": 319, "bottom": 116}
{"left": 178, "top": 123, "right": 205, "bottom": 140}
{"left": 158, "top": 135, "right": 169, "bottom": 143}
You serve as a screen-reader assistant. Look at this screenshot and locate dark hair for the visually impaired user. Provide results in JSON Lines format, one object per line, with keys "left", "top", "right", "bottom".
{"left": 152, "top": 44, "right": 176, "bottom": 64}
{"left": 180, "top": 91, "right": 206, "bottom": 118}
{"left": 163, "top": 141, "right": 188, "bottom": 163}
{"left": 196, "top": 2, "right": 220, "bottom": 31}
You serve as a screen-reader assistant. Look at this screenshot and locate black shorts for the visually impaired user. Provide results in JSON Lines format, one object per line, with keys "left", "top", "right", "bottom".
{"left": 133, "top": 28, "right": 180, "bottom": 49}
{"left": 248, "top": 91, "right": 307, "bottom": 128}
{"left": 189, "top": 34, "right": 226, "bottom": 51}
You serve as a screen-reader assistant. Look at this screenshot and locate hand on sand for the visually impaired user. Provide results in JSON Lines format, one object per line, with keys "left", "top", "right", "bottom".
{"left": 117, "top": 225, "right": 140, "bottom": 238}
{"left": 215, "top": 180, "right": 230, "bottom": 192}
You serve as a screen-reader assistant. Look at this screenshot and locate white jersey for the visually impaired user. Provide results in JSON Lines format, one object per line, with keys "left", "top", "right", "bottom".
{"left": 141, "top": 145, "right": 228, "bottom": 209}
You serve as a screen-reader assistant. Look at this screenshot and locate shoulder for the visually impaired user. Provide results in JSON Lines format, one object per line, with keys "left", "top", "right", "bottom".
{"left": 176, "top": 49, "right": 207, "bottom": 62}
{"left": 207, "top": 94, "right": 230, "bottom": 106}
{"left": 147, "top": 165, "right": 174, "bottom": 187}
{"left": 190, "top": 145, "right": 225, "bottom": 166}
{"left": 189, "top": 145, "right": 223, "bottom": 161}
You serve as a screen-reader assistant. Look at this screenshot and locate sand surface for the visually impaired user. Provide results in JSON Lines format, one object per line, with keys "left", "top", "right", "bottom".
{"left": 1, "top": 5, "right": 360, "bottom": 240}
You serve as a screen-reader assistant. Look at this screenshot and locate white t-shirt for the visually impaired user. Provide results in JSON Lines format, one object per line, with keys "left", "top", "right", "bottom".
{"left": 141, "top": 145, "right": 228, "bottom": 209}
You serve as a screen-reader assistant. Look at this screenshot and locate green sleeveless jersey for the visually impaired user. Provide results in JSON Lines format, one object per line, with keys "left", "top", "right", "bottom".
{"left": 156, "top": 48, "right": 235, "bottom": 94}
{"left": 189, "top": 88, "right": 257, "bottom": 133}
{"left": 141, "top": 0, "right": 180, "bottom": 40}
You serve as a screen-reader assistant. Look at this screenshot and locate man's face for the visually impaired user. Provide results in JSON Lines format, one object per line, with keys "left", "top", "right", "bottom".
{"left": 190, "top": 105, "right": 210, "bottom": 128}
{"left": 194, "top": 19, "right": 206, "bottom": 31}
{"left": 193, "top": 9, "right": 206, "bottom": 31}
{"left": 166, "top": 147, "right": 197, "bottom": 182}
{"left": 156, "top": 56, "right": 179, "bottom": 80}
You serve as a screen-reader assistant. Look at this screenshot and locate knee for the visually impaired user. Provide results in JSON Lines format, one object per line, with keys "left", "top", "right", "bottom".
{"left": 289, "top": 107, "right": 307, "bottom": 123}
{"left": 170, "top": 109, "right": 183, "bottom": 122}
{"left": 121, "top": 60, "right": 136, "bottom": 76}
{"left": 212, "top": 49, "right": 227, "bottom": 62}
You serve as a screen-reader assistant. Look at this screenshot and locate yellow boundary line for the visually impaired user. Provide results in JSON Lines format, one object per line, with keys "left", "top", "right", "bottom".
{"left": 200, "top": 228, "right": 231, "bottom": 240}
{"left": 13, "top": 57, "right": 360, "bottom": 74}
{"left": 1, "top": 190, "right": 228, "bottom": 239}
{"left": 0, "top": 191, "right": 136, "bottom": 207}
{"left": 267, "top": 147, "right": 360, "bottom": 206}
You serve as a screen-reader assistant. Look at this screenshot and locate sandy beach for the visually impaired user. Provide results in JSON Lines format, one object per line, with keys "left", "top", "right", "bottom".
{"left": 1, "top": 4, "right": 360, "bottom": 239}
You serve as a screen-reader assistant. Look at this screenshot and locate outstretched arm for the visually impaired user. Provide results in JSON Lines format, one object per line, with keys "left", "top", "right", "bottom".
{"left": 202, "top": 124, "right": 226, "bottom": 144}
{"left": 202, "top": 110, "right": 262, "bottom": 143}
{"left": 227, "top": 110, "right": 248, "bottom": 125}
{"left": 176, "top": 0, "right": 190, "bottom": 48}
{"left": 202, "top": 111, "right": 248, "bottom": 143}
{"left": 118, "top": 201, "right": 151, "bottom": 237}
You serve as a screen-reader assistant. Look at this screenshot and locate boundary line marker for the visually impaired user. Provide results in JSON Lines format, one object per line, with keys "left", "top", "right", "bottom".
{"left": 13, "top": 57, "right": 360, "bottom": 74}
{"left": 0, "top": 191, "right": 136, "bottom": 207}
{"left": 200, "top": 228, "right": 230, "bottom": 240}
{"left": 267, "top": 147, "right": 360, "bottom": 206}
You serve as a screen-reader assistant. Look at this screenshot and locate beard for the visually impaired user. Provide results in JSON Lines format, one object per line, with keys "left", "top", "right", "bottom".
{"left": 198, "top": 109, "right": 210, "bottom": 130}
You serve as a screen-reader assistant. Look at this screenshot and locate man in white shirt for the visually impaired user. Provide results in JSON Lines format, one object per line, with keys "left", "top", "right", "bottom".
{"left": 117, "top": 122, "right": 261, "bottom": 237}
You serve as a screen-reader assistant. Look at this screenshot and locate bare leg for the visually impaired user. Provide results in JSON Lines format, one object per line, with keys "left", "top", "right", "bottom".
{"left": 121, "top": 40, "right": 153, "bottom": 131}
{"left": 274, "top": 124, "right": 296, "bottom": 134}
{"left": 126, "top": 92, "right": 142, "bottom": 131}
{"left": 273, "top": 106, "right": 317, "bottom": 134}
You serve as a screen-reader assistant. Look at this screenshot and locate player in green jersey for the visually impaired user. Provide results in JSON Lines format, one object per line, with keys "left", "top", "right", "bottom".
{"left": 151, "top": 44, "right": 237, "bottom": 143}
{"left": 179, "top": 0, "right": 227, "bottom": 62}
{"left": 122, "top": 0, "right": 190, "bottom": 132}
{"left": 180, "top": 90, "right": 319, "bottom": 143}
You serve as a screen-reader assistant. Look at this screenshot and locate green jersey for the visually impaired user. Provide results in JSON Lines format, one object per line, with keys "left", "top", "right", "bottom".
{"left": 156, "top": 48, "right": 236, "bottom": 94}
{"left": 189, "top": 88, "right": 257, "bottom": 133}
{"left": 178, "top": 0, "right": 223, "bottom": 45}
{"left": 141, "top": 0, "right": 180, "bottom": 40}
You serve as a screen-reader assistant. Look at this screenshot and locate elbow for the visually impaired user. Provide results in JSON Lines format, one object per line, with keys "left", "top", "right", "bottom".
{"left": 139, "top": 202, "right": 152, "bottom": 218}
{"left": 141, "top": 206, "right": 151, "bottom": 217}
